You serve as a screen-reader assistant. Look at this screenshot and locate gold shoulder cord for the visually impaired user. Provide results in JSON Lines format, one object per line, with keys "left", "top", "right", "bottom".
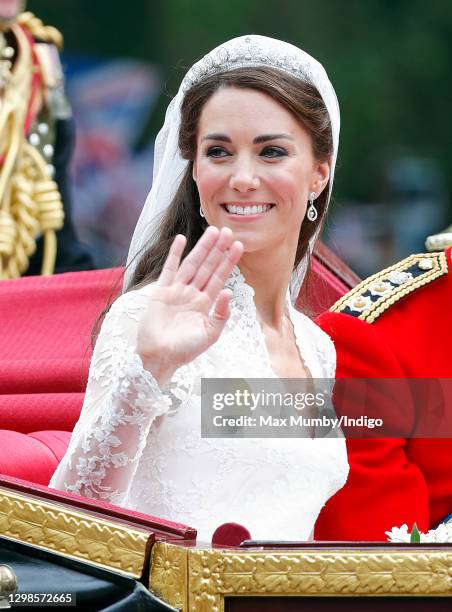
{"left": 330, "top": 252, "right": 448, "bottom": 323}
{"left": 0, "top": 13, "right": 64, "bottom": 279}
{"left": 17, "top": 12, "right": 63, "bottom": 50}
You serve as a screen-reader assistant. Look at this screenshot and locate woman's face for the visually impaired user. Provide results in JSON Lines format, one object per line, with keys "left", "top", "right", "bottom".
{"left": 193, "top": 86, "right": 330, "bottom": 259}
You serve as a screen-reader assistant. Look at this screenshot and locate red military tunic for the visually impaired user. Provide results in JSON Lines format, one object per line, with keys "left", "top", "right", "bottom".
{"left": 314, "top": 246, "right": 452, "bottom": 541}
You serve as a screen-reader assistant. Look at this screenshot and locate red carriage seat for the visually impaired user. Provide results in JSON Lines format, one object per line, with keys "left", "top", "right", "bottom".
{"left": 0, "top": 268, "right": 123, "bottom": 484}
{"left": 0, "top": 245, "right": 358, "bottom": 485}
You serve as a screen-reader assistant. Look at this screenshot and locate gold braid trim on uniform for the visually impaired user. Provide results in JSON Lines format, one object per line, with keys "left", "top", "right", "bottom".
{"left": 0, "top": 22, "right": 64, "bottom": 279}
{"left": 17, "top": 11, "right": 63, "bottom": 50}
{"left": 330, "top": 251, "right": 448, "bottom": 324}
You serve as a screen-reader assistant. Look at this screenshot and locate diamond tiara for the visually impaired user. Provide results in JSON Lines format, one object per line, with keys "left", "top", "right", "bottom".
{"left": 181, "top": 35, "right": 314, "bottom": 92}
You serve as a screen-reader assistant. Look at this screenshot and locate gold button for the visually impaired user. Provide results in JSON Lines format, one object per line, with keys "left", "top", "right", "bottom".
{"left": 418, "top": 258, "right": 433, "bottom": 271}
{"left": 370, "top": 281, "right": 391, "bottom": 296}
{"left": 348, "top": 294, "right": 372, "bottom": 313}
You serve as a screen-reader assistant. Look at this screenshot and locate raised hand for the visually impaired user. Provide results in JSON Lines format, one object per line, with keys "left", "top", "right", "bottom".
{"left": 137, "top": 226, "right": 243, "bottom": 386}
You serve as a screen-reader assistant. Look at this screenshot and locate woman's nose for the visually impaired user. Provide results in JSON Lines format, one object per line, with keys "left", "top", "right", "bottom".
{"left": 228, "top": 159, "right": 260, "bottom": 192}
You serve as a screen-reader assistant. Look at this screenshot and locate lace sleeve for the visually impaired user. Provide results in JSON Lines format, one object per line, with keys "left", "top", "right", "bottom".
{"left": 48, "top": 289, "right": 175, "bottom": 505}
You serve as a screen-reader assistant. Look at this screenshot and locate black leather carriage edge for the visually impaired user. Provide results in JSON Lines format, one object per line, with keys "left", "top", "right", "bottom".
{"left": 0, "top": 536, "right": 176, "bottom": 611}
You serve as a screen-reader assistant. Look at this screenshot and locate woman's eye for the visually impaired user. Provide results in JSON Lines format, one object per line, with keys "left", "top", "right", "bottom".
{"left": 261, "top": 146, "right": 288, "bottom": 158}
{"left": 206, "top": 146, "right": 230, "bottom": 158}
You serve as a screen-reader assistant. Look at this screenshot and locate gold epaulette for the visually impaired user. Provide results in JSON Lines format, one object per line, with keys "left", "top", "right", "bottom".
{"left": 17, "top": 11, "right": 63, "bottom": 50}
{"left": 330, "top": 251, "right": 449, "bottom": 324}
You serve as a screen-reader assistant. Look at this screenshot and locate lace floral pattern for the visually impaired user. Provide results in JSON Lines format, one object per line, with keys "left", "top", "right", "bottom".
{"left": 49, "top": 267, "right": 348, "bottom": 540}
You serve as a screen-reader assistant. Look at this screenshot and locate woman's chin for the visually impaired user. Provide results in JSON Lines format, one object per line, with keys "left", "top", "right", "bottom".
{"left": 233, "top": 238, "right": 275, "bottom": 257}
{"left": 204, "top": 218, "right": 283, "bottom": 254}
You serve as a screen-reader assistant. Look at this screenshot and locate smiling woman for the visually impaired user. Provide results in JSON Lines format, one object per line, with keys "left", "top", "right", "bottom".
{"left": 48, "top": 35, "right": 348, "bottom": 543}
{"left": 128, "top": 65, "right": 334, "bottom": 295}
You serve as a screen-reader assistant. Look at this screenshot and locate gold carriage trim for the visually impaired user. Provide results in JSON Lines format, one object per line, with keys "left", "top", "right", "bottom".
{"left": 0, "top": 487, "right": 151, "bottom": 578}
{"left": 149, "top": 541, "right": 452, "bottom": 611}
{"left": 330, "top": 251, "right": 448, "bottom": 324}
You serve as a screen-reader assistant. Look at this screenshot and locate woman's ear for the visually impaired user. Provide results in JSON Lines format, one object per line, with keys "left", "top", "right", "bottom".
{"left": 192, "top": 160, "right": 197, "bottom": 182}
{"left": 311, "top": 160, "right": 330, "bottom": 196}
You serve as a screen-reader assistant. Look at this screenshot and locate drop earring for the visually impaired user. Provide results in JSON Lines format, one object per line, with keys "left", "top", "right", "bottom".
{"left": 199, "top": 206, "right": 205, "bottom": 218}
{"left": 307, "top": 192, "right": 318, "bottom": 222}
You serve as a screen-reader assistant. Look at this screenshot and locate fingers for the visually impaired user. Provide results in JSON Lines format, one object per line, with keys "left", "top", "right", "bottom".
{"left": 191, "top": 227, "right": 234, "bottom": 290}
{"left": 175, "top": 226, "right": 220, "bottom": 284}
{"left": 204, "top": 239, "right": 244, "bottom": 302}
{"left": 205, "top": 289, "right": 232, "bottom": 343}
{"left": 158, "top": 234, "right": 187, "bottom": 286}
{"left": 214, "top": 289, "right": 232, "bottom": 319}
{"left": 161, "top": 227, "right": 243, "bottom": 303}
{"left": 210, "top": 289, "right": 232, "bottom": 330}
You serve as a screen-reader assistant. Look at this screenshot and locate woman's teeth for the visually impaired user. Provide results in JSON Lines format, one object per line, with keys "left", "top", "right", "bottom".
{"left": 224, "top": 204, "right": 273, "bottom": 215}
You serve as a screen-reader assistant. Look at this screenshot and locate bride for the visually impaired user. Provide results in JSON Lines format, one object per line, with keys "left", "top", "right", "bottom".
{"left": 49, "top": 35, "right": 349, "bottom": 542}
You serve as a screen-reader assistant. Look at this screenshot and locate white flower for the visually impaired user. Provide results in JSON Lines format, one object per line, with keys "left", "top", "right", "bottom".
{"left": 385, "top": 524, "right": 410, "bottom": 542}
{"left": 423, "top": 522, "right": 452, "bottom": 543}
{"left": 386, "top": 522, "right": 452, "bottom": 543}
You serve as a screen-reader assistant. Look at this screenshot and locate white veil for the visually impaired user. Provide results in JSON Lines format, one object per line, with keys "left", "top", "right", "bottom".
{"left": 124, "top": 35, "right": 340, "bottom": 301}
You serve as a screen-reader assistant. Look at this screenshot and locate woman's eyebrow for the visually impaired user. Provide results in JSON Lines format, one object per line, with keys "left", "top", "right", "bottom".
{"left": 202, "top": 133, "right": 231, "bottom": 142}
{"left": 201, "top": 133, "right": 294, "bottom": 143}
{"left": 253, "top": 133, "right": 294, "bottom": 143}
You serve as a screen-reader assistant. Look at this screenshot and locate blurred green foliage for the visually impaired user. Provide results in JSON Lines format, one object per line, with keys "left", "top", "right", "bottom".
{"left": 30, "top": 0, "right": 452, "bottom": 212}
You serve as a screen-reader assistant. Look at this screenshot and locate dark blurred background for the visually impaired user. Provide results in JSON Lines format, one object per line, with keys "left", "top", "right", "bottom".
{"left": 30, "top": 0, "right": 452, "bottom": 276}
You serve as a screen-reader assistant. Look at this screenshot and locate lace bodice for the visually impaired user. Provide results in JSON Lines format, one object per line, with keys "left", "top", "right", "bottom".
{"left": 49, "top": 267, "right": 348, "bottom": 542}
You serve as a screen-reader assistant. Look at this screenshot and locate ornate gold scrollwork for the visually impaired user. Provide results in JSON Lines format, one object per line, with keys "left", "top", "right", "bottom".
{"left": 0, "top": 488, "right": 151, "bottom": 578}
{"left": 150, "top": 542, "right": 452, "bottom": 611}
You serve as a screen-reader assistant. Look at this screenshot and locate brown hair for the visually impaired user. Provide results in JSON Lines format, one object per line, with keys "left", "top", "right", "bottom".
{"left": 125, "top": 66, "right": 333, "bottom": 293}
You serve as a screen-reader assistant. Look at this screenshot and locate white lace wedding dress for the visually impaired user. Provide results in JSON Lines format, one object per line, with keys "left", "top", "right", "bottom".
{"left": 49, "top": 267, "right": 348, "bottom": 542}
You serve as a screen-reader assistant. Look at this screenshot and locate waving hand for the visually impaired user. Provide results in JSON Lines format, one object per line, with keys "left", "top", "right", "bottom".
{"left": 137, "top": 226, "right": 243, "bottom": 386}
